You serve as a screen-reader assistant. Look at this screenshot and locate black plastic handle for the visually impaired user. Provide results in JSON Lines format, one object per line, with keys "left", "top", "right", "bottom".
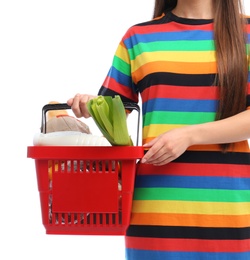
{"left": 41, "top": 102, "right": 141, "bottom": 145}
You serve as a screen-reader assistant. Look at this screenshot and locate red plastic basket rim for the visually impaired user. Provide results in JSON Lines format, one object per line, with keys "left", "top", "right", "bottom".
{"left": 27, "top": 146, "right": 144, "bottom": 160}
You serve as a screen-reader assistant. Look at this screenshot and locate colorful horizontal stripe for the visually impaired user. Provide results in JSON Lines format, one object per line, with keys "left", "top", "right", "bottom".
{"left": 124, "top": 31, "right": 214, "bottom": 49}
{"left": 143, "top": 111, "right": 216, "bottom": 125}
{"left": 133, "top": 188, "right": 250, "bottom": 202}
{"left": 98, "top": 11, "right": 250, "bottom": 260}
{"left": 125, "top": 249, "right": 250, "bottom": 260}
{"left": 126, "top": 237, "right": 250, "bottom": 252}
{"left": 141, "top": 84, "right": 219, "bottom": 100}
{"left": 144, "top": 98, "right": 218, "bottom": 112}
{"left": 137, "top": 160, "right": 250, "bottom": 177}
{"left": 130, "top": 213, "right": 250, "bottom": 228}
{"left": 131, "top": 200, "right": 250, "bottom": 215}
{"left": 134, "top": 176, "right": 250, "bottom": 190}
{"left": 126, "top": 225, "right": 250, "bottom": 240}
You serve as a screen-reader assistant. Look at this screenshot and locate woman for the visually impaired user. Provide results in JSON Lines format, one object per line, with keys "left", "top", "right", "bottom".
{"left": 68, "top": 0, "right": 250, "bottom": 258}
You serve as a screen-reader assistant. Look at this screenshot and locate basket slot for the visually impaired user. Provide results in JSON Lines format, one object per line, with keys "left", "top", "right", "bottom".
{"left": 49, "top": 212, "right": 122, "bottom": 226}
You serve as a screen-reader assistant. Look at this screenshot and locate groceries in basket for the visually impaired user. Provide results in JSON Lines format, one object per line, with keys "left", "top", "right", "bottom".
{"left": 33, "top": 101, "right": 111, "bottom": 146}
{"left": 45, "top": 100, "right": 91, "bottom": 134}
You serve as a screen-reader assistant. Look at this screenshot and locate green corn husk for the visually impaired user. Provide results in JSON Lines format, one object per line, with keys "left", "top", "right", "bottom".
{"left": 87, "top": 95, "right": 133, "bottom": 146}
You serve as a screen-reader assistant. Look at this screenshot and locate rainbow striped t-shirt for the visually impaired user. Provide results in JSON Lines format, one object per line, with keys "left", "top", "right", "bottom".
{"left": 98, "top": 11, "right": 250, "bottom": 259}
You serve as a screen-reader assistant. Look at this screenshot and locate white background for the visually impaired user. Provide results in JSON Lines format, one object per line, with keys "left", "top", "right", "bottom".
{"left": 1, "top": 1, "right": 249, "bottom": 259}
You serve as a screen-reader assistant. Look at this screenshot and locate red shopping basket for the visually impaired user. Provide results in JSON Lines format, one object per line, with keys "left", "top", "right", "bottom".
{"left": 27, "top": 102, "right": 144, "bottom": 235}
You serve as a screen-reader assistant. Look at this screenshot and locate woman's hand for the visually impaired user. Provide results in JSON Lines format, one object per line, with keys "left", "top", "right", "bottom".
{"left": 67, "top": 93, "right": 97, "bottom": 118}
{"left": 141, "top": 126, "right": 193, "bottom": 166}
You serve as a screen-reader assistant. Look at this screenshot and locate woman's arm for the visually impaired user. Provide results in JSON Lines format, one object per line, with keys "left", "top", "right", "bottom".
{"left": 141, "top": 109, "right": 250, "bottom": 165}
{"left": 189, "top": 109, "right": 250, "bottom": 145}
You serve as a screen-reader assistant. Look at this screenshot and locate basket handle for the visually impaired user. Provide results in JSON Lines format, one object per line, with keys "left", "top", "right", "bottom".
{"left": 41, "top": 101, "right": 141, "bottom": 146}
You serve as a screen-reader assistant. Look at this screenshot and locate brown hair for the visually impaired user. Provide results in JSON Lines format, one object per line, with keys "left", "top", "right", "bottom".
{"left": 153, "top": 0, "right": 177, "bottom": 17}
{"left": 153, "top": 0, "right": 248, "bottom": 150}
